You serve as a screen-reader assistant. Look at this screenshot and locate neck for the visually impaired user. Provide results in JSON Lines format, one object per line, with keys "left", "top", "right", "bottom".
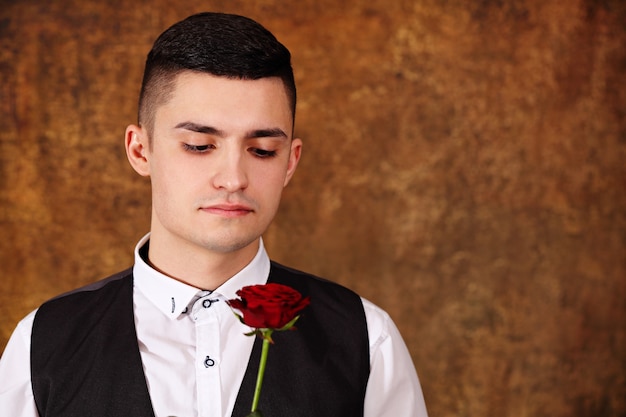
{"left": 145, "top": 233, "right": 260, "bottom": 290}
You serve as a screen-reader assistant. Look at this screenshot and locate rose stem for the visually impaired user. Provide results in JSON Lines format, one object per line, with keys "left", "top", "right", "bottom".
{"left": 251, "top": 334, "right": 271, "bottom": 413}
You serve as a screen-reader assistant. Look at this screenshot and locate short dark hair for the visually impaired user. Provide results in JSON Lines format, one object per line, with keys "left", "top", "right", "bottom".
{"left": 138, "top": 12, "right": 296, "bottom": 135}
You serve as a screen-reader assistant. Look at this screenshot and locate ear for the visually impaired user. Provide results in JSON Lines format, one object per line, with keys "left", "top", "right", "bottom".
{"left": 125, "top": 124, "right": 150, "bottom": 177}
{"left": 283, "top": 137, "right": 302, "bottom": 187}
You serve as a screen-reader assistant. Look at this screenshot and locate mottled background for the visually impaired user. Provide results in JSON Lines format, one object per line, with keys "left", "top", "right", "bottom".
{"left": 1, "top": 0, "right": 625, "bottom": 416}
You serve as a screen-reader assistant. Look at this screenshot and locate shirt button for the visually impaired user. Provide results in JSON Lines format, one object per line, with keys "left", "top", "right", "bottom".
{"left": 204, "top": 356, "right": 216, "bottom": 368}
{"left": 202, "top": 298, "right": 219, "bottom": 308}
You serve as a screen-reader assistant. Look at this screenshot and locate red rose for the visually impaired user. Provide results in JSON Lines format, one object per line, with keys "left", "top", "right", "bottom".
{"left": 227, "top": 283, "right": 310, "bottom": 330}
{"left": 228, "top": 283, "right": 311, "bottom": 415}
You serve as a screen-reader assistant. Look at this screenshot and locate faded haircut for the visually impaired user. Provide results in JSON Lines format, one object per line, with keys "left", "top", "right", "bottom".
{"left": 137, "top": 12, "right": 296, "bottom": 138}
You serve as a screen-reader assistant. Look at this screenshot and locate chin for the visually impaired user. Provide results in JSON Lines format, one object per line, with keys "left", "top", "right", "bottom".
{"left": 196, "top": 235, "right": 259, "bottom": 255}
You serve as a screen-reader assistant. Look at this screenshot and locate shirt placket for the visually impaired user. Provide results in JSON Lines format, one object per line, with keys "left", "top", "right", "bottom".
{"left": 191, "top": 291, "right": 223, "bottom": 417}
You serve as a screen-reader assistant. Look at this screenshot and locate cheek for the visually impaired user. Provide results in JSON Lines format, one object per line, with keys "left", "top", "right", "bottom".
{"left": 149, "top": 158, "right": 197, "bottom": 205}
{"left": 251, "top": 155, "right": 292, "bottom": 187}
{"left": 251, "top": 169, "right": 287, "bottom": 204}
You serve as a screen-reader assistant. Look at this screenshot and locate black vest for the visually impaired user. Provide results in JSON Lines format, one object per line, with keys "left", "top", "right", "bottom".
{"left": 31, "top": 262, "right": 370, "bottom": 417}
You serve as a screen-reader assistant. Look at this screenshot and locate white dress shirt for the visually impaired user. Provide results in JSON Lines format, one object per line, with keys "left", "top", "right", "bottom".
{"left": 0, "top": 234, "right": 428, "bottom": 417}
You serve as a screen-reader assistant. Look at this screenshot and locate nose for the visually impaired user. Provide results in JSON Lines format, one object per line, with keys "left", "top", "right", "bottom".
{"left": 211, "top": 148, "right": 249, "bottom": 192}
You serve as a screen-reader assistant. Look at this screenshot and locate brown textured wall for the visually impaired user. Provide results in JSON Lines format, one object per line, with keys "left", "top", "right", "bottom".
{"left": 1, "top": 1, "right": 625, "bottom": 416}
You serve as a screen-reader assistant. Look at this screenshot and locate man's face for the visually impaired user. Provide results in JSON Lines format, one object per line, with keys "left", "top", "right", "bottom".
{"left": 128, "top": 72, "right": 301, "bottom": 260}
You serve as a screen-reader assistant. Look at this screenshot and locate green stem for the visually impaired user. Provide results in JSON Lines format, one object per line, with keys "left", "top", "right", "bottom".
{"left": 251, "top": 334, "right": 271, "bottom": 413}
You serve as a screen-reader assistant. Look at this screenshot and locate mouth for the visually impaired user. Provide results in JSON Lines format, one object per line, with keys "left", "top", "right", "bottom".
{"left": 200, "top": 203, "right": 254, "bottom": 218}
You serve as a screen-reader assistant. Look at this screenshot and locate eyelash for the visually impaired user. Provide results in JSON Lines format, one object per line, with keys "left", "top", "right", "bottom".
{"left": 182, "top": 143, "right": 277, "bottom": 158}
{"left": 183, "top": 143, "right": 214, "bottom": 153}
{"left": 251, "top": 148, "right": 278, "bottom": 158}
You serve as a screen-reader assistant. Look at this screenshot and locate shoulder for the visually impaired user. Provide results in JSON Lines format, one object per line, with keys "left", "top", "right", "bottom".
{"left": 268, "top": 260, "right": 368, "bottom": 329}
{"left": 270, "top": 262, "right": 397, "bottom": 355}
{"left": 32, "top": 268, "right": 136, "bottom": 352}
{"left": 269, "top": 261, "right": 361, "bottom": 301}
{"left": 2, "top": 267, "right": 132, "bottom": 358}
{"left": 6, "top": 308, "right": 38, "bottom": 351}
{"left": 43, "top": 268, "right": 132, "bottom": 303}
{"left": 35, "top": 268, "right": 134, "bottom": 322}
{"left": 360, "top": 297, "right": 395, "bottom": 353}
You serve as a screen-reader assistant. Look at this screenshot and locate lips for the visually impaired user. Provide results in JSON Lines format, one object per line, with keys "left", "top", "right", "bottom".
{"left": 200, "top": 203, "right": 254, "bottom": 218}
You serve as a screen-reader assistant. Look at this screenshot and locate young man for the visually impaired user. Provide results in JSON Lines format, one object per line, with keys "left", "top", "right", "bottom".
{"left": 0, "top": 12, "right": 428, "bottom": 417}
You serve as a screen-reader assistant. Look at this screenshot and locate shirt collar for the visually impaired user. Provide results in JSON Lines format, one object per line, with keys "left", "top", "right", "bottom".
{"left": 132, "top": 233, "right": 270, "bottom": 319}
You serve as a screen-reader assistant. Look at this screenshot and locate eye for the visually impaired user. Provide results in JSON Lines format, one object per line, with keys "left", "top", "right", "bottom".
{"left": 183, "top": 143, "right": 215, "bottom": 153}
{"left": 250, "top": 148, "right": 277, "bottom": 158}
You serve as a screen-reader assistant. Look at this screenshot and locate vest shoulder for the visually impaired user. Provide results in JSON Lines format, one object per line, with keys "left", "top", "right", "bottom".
{"left": 33, "top": 268, "right": 135, "bottom": 354}
{"left": 269, "top": 261, "right": 361, "bottom": 300}
{"left": 268, "top": 261, "right": 366, "bottom": 326}
{"left": 37, "top": 268, "right": 133, "bottom": 315}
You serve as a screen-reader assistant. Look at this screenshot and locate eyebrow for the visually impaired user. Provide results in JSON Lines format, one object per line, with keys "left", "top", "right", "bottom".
{"left": 175, "top": 121, "right": 288, "bottom": 139}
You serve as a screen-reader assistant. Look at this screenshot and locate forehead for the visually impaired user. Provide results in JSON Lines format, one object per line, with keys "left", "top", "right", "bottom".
{"left": 153, "top": 72, "right": 293, "bottom": 129}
